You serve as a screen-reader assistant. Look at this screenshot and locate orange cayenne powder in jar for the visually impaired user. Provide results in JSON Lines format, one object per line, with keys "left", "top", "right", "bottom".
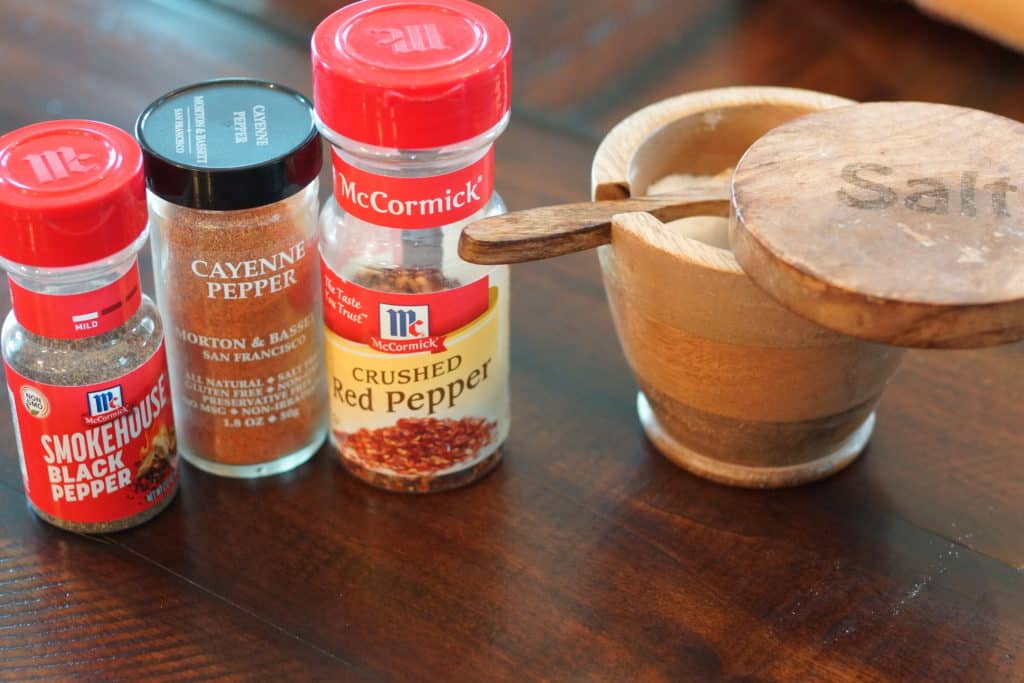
{"left": 137, "top": 79, "right": 327, "bottom": 477}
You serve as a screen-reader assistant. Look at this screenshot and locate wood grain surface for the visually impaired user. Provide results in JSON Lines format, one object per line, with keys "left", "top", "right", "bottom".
{"left": 732, "top": 101, "right": 1024, "bottom": 348}
{"left": 1, "top": 0, "right": 1023, "bottom": 681}
{"left": 602, "top": 209, "right": 903, "bottom": 486}
{"left": 589, "top": 86, "right": 853, "bottom": 202}
{"left": 459, "top": 184, "right": 730, "bottom": 265}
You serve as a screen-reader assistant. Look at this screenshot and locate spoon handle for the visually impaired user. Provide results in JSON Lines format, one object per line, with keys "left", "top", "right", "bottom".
{"left": 458, "top": 182, "right": 731, "bottom": 265}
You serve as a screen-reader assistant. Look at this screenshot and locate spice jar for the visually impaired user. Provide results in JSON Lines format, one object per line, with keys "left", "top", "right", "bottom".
{"left": 137, "top": 79, "right": 327, "bottom": 477}
{"left": 311, "top": 0, "right": 512, "bottom": 492}
{"left": 0, "top": 120, "right": 178, "bottom": 531}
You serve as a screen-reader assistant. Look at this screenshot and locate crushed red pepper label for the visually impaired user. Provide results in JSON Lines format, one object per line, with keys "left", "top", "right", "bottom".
{"left": 322, "top": 265, "right": 489, "bottom": 355}
{"left": 4, "top": 343, "right": 178, "bottom": 524}
{"left": 322, "top": 266, "right": 509, "bottom": 483}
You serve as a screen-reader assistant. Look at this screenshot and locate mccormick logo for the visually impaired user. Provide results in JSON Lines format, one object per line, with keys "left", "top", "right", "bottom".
{"left": 371, "top": 303, "right": 446, "bottom": 353}
{"left": 23, "top": 146, "right": 97, "bottom": 184}
{"left": 87, "top": 385, "right": 124, "bottom": 417}
{"left": 371, "top": 25, "right": 447, "bottom": 54}
{"left": 379, "top": 304, "right": 429, "bottom": 340}
{"left": 338, "top": 172, "right": 484, "bottom": 220}
{"left": 332, "top": 151, "right": 493, "bottom": 228}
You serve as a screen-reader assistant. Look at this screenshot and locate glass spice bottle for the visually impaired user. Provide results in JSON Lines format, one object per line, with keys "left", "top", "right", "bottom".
{"left": 137, "top": 79, "right": 327, "bottom": 478}
{"left": 312, "top": 0, "right": 512, "bottom": 492}
{"left": 0, "top": 120, "right": 179, "bottom": 532}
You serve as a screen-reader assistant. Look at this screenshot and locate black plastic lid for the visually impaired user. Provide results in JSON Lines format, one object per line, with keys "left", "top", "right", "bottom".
{"left": 136, "top": 78, "right": 322, "bottom": 211}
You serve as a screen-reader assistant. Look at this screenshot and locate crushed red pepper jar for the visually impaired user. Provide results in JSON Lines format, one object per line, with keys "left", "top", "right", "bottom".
{"left": 312, "top": 0, "right": 512, "bottom": 492}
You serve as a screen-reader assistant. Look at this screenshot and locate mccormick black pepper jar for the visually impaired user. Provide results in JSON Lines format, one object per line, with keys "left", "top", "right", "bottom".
{"left": 137, "top": 79, "right": 327, "bottom": 478}
{"left": 312, "top": 0, "right": 512, "bottom": 492}
{"left": 0, "top": 120, "right": 178, "bottom": 532}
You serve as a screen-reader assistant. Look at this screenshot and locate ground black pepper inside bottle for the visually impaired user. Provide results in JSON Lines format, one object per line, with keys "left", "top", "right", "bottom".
{"left": 0, "top": 120, "right": 179, "bottom": 532}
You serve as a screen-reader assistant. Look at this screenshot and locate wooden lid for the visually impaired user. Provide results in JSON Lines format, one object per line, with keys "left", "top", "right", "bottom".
{"left": 731, "top": 101, "right": 1024, "bottom": 348}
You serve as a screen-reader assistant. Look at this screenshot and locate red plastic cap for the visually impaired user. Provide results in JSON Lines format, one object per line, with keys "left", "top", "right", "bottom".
{"left": 0, "top": 120, "right": 146, "bottom": 268}
{"left": 312, "top": 0, "right": 511, "bottom": 149}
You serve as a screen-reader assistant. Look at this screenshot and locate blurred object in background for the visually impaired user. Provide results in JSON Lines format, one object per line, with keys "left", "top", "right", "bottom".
{"left": 914, "top": 0, "right": 1024, "bottom": 52}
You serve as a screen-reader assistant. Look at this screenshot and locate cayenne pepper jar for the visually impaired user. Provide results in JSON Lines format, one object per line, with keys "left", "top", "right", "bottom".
{"left": 0, "top": 120, "right": 178, "bottom": 532}
{"left": 312, "top": 0, "right": 512, "bottom": 492}
{"left": 137, "top": 79, "right": 327, "bottom": 477}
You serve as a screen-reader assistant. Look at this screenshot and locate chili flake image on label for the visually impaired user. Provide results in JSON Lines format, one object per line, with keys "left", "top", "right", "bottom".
{"left": 341, "top": 416, "right": 497, "bottom": 476}
{"left": 5, "top": 343, "right": 179, "bottom": 525}
{"left": 322, "top": 263, "right": 510, "bottom": 492}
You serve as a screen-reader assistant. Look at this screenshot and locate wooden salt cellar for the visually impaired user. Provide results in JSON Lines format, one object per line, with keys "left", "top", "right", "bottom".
{"left": 460, "top": 90, "right": 1024, "bottom": 488}
{"left": 592, "top": 87, "right": 909, "bottom": 487}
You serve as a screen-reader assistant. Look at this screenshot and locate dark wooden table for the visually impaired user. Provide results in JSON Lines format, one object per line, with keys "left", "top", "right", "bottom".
{"left": 2, "top": 1, "right": 1023, "bottom": 680}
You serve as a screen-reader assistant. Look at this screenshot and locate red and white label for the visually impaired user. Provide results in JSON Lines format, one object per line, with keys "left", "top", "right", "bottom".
{"left": 321, "top": 259, "right": 489, "bottom": 354}
{"left": 332, "top": 150, "right": 493, "bottom": 228}
{"left": 4, "top": 343, "right": 178, "bottom": 525}
{"left": 8, "top": 262, "right": 142, "bottom": 339}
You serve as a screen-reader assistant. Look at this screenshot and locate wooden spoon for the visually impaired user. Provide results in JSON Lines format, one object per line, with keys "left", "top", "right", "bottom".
{"left": 458, "top": 182, "right": 731, "bottom": 265}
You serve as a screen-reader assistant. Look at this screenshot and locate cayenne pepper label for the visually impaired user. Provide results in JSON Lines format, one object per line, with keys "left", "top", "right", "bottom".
{"left": 8, "top": 263, "right": 142, "bottom": 339}
{"left": 332, "top": 150, "right": 494, "bottom": 228}
{"left": 4, "top": 343, "right": 178, "bottom": 524}
{"left": 321, "top": 262, "right": 508, "bottom": 491}
{"left": 160, "top": 218, "right": 326, "bottom": 469}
